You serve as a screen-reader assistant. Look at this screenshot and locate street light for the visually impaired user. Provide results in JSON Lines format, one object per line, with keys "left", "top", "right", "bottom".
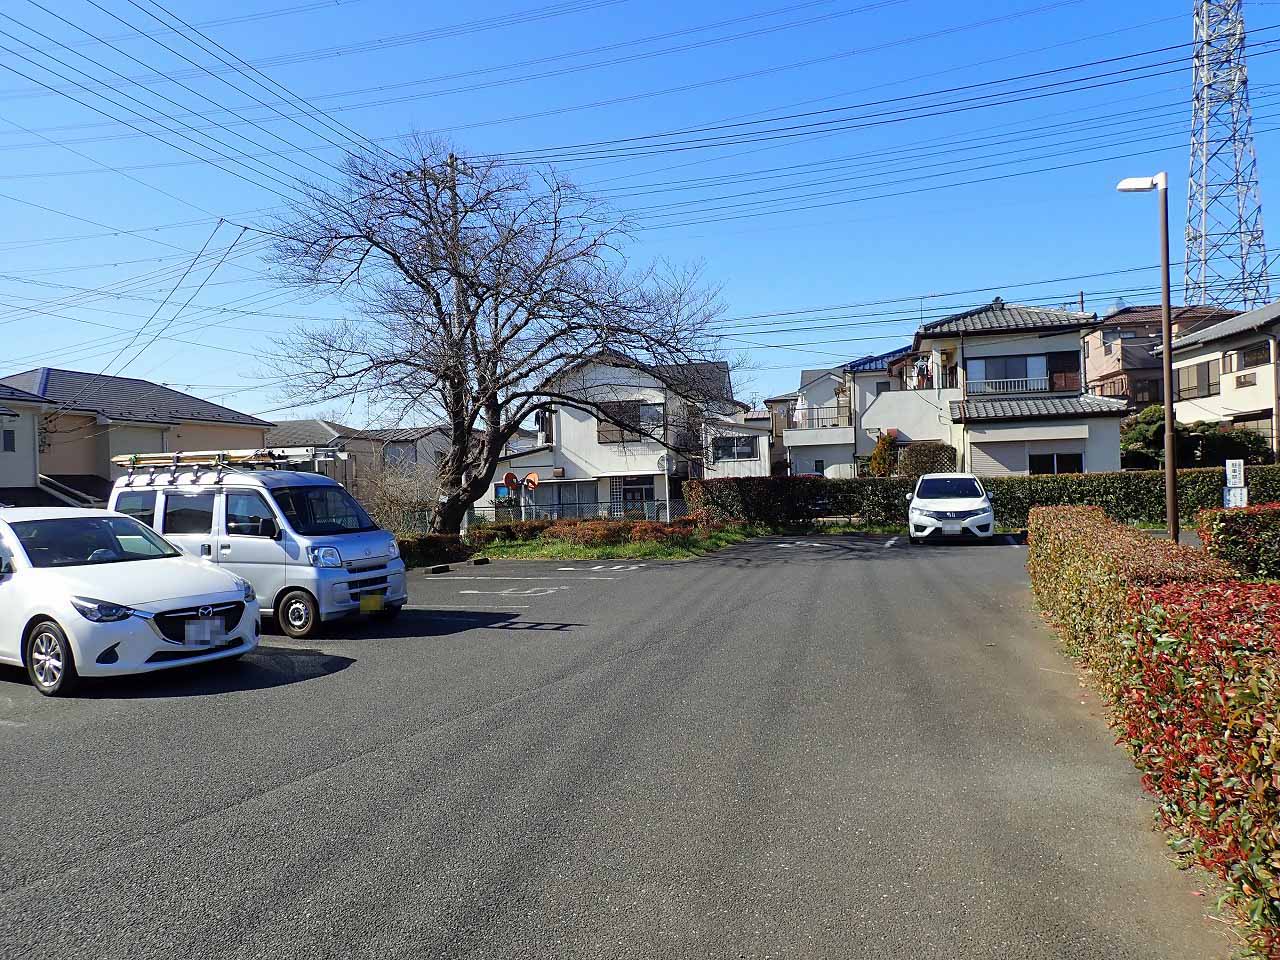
{"left": 1116, "top": 171, "right": 1178, "bottom": 542}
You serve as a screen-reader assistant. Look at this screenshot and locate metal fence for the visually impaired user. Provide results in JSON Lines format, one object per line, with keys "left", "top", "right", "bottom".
{"left": 468, "top": 499, "right": 689, "bottom": 525}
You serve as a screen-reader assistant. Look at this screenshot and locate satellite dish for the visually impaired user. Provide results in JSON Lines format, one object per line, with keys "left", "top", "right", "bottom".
{"left": 524, "top": 472, "right": 540, "bottom": 489}
{"left": 503, "top": 471, "right": 518, "bottom": 489}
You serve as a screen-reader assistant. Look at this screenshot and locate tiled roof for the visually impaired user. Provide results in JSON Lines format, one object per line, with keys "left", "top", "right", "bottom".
{"left": 357, "top": 425, "right": 444, "bottom": 443}
{"left": 1168, "top": 298, "right": 1280, "bottom": 351}
{"left": 266, "top": 419, "right": 361, "bottom": 447}
{"left": 1103, "top": 304, "right": 1239, "bottom": 327}
{"left": 651, "top": 360, "right": 737, "bottom": 404}
{"left": 949, "top": 393, "right": 1129, "bottom": 423}
{"left": 0, "top": 382, "right": 46, "bottom": 406}
{"left": 921, "top": 298, "right": 1094, "bottom": 337}
{"left": 0, "top": 367, "right": 272, "bottom": 428}
{"left": 0, "top": 405, "right": 15, "bottom": 418}
{"left": 844, "top": 346, "right": 911, "bottom": 372}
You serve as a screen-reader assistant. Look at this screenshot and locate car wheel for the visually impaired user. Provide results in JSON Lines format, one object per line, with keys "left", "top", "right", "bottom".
{"left": 24, "top": 620, "right": 79, "bottom": 697}
{"left": 277, "top": 590, "right": 320, "bottom": 640}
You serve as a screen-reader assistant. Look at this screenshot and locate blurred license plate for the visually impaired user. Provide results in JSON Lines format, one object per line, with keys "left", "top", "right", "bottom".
{"left": 359, "top": 593, "right": 385, "bottom": 614}
{"left": 943, "top": 524, "right": 962, "bottom": 535}
{"left": 184, "top": 619, "right": 222, "bottom": 647}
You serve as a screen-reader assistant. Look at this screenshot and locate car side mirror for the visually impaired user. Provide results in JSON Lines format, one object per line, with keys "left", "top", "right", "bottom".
{"left": 0, "top": 556, "right": 11, "bottom": 577}
{"left": 261, "top": 517, "right": 281, "bottom": 540}
{"left": 904, "top": 493, "right": 913, "bottom": 502}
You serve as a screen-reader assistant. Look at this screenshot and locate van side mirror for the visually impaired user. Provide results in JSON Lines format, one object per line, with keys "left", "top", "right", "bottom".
{"left": 0, "top": 556, "right": 12, "bottom": 577}
{"left": 260, "top": 517, "right": 281, "bottom": 540}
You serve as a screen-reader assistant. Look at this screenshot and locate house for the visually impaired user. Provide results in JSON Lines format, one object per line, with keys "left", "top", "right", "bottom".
{"left": 1084, "top": 304, "right": 1237, "bottom": 408}
{"left": 0, "top": 382, "right": 62, "bottom": 507}
{"left": 266, "top": 420, "right": 455, "bottom": 498}
{"left": 1166, "top": 299, "right": 1280, "bottom": 453}
{"left": 0, "top": 367, "right": 273, "bottom": 505}
{"left": 477, "top": 357, "right": 766, "bottom": 519}
{"left": 861, "top": 298, "right": 1128, "bottom": 475}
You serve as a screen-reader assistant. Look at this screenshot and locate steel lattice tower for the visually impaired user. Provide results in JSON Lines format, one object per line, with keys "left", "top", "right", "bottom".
{"left": 1185, "top": 0, "right": 1270, "bottom": 309}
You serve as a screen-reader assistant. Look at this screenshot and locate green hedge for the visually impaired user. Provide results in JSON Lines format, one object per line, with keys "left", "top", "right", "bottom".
{"left": 397, "top": 534, "right": 469, "bottom": 567}
{"left": 686, "top": 464, "right": 1280, "bottom": 528}
{"left": 1198, "top": 502, "right": 1280, "bottom": 578}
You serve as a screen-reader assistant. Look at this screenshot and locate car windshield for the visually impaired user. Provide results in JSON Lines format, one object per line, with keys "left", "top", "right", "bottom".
{"left": 272, "top": 485, "right": 377, "bottom": 536}
{"left": 916, "top": 477, "right": 984, "bottom": 499}
{"left": 11, "top": 516, "right": 180, "bottom": 568}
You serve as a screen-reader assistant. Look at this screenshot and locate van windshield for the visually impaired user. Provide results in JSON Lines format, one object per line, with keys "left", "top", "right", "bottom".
{"left": 272, "top": 486, "right": 377, "bottom": 536}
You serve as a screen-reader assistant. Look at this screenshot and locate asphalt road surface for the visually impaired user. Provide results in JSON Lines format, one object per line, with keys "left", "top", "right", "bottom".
{"left": 0, "top": 536, "right": 1230, "bottom": 959}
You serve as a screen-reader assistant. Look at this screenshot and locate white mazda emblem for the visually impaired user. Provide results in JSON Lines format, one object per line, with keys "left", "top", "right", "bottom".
{"left": 198, "top": 606, "right": 214, "bottom": 618}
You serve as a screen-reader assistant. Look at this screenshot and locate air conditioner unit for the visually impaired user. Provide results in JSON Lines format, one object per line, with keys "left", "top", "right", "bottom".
{"left": 552, "top": 467, "right": 565, "bottom": 479}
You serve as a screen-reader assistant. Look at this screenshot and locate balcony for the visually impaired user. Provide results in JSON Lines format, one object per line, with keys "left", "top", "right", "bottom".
{"left": 964, "top": 372, "right": 1081, "bottom": 396}
{"left": 782, "top": 406, "right": 856, "bottom": 447}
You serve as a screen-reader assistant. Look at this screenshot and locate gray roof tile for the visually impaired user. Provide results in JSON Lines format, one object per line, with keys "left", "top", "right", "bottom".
{"left": 844, "top": 346, "right": 911, "bottom": 372}
{"left": 0, "top": 367, "right": 271, "bottom": 428}
{"left": 1168, "top": 298, "right": 1280, "bottom": 351}
{"left": 0, "top": 382, "right": 46, "bottom": 406}
{"left": 921, "top": 298, "right": 1094, "bottom": 337}
{"left": 949, "top": 393, "right": 1129, "bottom": 423}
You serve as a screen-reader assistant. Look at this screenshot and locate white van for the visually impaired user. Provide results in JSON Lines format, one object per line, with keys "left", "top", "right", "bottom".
{"left": 108, "top": 459, "right": 407, "bottom": 639}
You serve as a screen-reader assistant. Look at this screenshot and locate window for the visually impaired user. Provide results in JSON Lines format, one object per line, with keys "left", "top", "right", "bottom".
{"left": 12, "top": 516, "right": 178, "bottom": 568}
{"left": 273, "top": 485, "right": 376, "bottom": 535}
{"left": 1, "top": 429, "right": 13, "bottom": 453}
{"left": 1132, "top": 379, "right": 1163, "bottom": 404}
{"left": 712, "top": 435, "right": 759, "bottom": 461}
{"left": 225, "top": 491, "right": 278, "bottom": 538}
{"left": 916, "top": 477, "right": 983, "bottom": 498}
{"left": 1175, "top": 359, "right": 1222, "bottom": 400}
{"left": 1029, "top": 452, "right": 1084, "bottom": 475}
{"left": 596, "top": 401, "right": 664, "bottom": 443}
{"left": 620, "top": 476, "right": 655, "bottom": 516}
{"left": 534, "top": 408, "right": 554, "bottom": 443}
{"left": 162, "top": 492, "right": 215, "bottom": 535}
{"left": 813, "top": 459, "right": 825, "bottom": 475}
{"left": 874, "top": 381, "right": 891, "bottom": 396}
{"left": 1237, "top": 372, "right": 1258, "bottom": 388}
{"left": 1047, "top": 351, "right": 1082, "bottom": 391}
{"left": 1233, "top": 413, "right": 1274, "bottom": 442}
{"left": 114, "top": 490, "right": 157, "bottom": 526}
{"left": 1238, "top": 342, "right": 1271, "bottom": 370}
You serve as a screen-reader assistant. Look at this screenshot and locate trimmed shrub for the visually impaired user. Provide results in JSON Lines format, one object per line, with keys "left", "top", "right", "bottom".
{"left": 1112, "top": 582, "right": 1280, "bottom": 955}
{"left": 544, "top": 520, "right": 631, "bottom": 546}
{"left": 897, "top": 441, "right": 957, "bottom": 479}
{"left": 1199, "top": 502, "right": 1280, "bottom": 579}
{"left": 628, "top": 520, "right": 684, "bottom": 544}
{"left": 464, "top": 519, "right": 555, "bottom": 545}
{"left": 397, "top": 534, "right": 468, "bottom": 567}
{"left": 687, "top": 464, "right": 1280, "bottom": 529}
{"left": 1025, "top": 506, "right": 1232, "bottom": 671}
{"left": 868, "top": 433, "right": 896, "bottom": 477}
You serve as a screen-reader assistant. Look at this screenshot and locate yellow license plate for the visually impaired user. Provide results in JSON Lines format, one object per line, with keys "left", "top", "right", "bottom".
{"left": 359, "top": 594, "right": 385, "bottom": 613}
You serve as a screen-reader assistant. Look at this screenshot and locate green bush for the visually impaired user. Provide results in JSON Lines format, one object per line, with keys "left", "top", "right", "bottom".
{"left": 687, "top": 464, "right": 1280, "bottom": 528}
{"left": 397, "top": 534, "right": 469, "bottom": 567}
{"left": 1025, "top": 506, "right": 1231, "bottom": 671}
{"left": 896, "top": 441, "right": 957, "bottom": 479}
{"left": 1198, "top": 502, "right": 1280, "bottom": 578}
{"left": 464, "top": 519, "right": 555, "bottom": 545}
{"left": 544, "top": 520, "right": 631, "bottom": 546}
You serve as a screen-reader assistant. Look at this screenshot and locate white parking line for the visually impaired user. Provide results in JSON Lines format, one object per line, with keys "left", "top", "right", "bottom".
{"left": 557, "top": 564, "right": 643, "bottom": 571}
{"left": 404, "top": 603, "right": 530, "bottom": 610}
{"left": 459, "top": 587, "right": 567, "bottom": 596}
{"left": 884, "top": 537, "right": 899, "bottom": 549}
{"left": 441, "top": 576, "right": 617, "bottom": 581}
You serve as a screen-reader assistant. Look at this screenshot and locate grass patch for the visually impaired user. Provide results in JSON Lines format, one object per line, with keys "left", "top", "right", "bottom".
{"left": 478, "top": 525, "right": 764, "bottom": 560}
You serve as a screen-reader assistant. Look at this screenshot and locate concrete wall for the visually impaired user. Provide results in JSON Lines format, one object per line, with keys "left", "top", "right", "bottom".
{"left": 787, "top": 443, "right": 858, "bottom": 479}
{"left": 37, "top": 413, "right": 99, "bottom": 475}
{"left": 861, "top": 389, "right": 959, "bottom": 442}
{"left": 0, "top": 404, "right": 40, "bottom": 488}
{"left": 168, "top": 422, "right": 268, "bottom": 453}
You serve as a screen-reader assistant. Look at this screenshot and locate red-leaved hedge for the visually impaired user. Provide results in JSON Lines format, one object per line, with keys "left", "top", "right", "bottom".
{"left": 1199, "top": 502, "right": 1280, "bottom": 579}
{"left": 1115, "top": 582, "right": 1280, "bottom": 955}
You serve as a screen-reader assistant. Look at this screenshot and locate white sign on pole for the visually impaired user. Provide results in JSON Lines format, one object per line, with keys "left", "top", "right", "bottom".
{"left": 1224, "top": 486, "right": 1249, "bottom": 509}
{"left": 1226, "top": 458, "right": 1246, "bottom": 488}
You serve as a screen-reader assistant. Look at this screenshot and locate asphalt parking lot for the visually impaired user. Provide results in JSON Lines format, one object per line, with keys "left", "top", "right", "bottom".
{"left": 0, "top": 535, "right": 1229, "bottom": 959}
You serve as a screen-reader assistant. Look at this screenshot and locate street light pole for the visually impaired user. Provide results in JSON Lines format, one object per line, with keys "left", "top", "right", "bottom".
{"left": 1118, "top": 171, "right": 1178, "bottom": 542}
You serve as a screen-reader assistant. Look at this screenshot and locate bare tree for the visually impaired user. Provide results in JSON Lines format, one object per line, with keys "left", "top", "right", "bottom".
{"left": 359, "top": 460, "right": 442, "bottom": 538}
{"left": 266, "top": 136, "right": 727, "bottom": 533}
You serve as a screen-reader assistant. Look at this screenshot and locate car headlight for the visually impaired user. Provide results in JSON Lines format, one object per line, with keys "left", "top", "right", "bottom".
{"left": 307, "top": 546, "right": 343, "bottom": 568}
{"left": 386, "top": 539, "right": 400, "bottom": 559}
{"left": 232, "top": 576, "right": 256, "bottom": 603}
{"left": 911, "top": 509, "right": 939, "bottom": 519}
{"left": 71, "top": 596, "right": 134, "bottom": 623}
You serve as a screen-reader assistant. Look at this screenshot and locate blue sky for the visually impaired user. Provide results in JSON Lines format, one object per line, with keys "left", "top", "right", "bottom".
{"left": 1, "top": 0, "right": 1276, "bottom": 419}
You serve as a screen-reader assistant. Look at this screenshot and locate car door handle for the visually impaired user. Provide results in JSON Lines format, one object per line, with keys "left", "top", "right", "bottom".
{"left": 200, "top": 543, "right": 212, "bottom": 557}
{"left": 219, "top": 544, "right": 232, "bottom": 553}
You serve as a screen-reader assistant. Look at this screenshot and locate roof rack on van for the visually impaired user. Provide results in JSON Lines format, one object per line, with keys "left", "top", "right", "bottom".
{"left": 111, "top": 447, "right": 346, "bottom": 486}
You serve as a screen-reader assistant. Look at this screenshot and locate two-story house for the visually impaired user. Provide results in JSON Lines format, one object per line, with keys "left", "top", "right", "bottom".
{"left": 860, "top": 298, "right": 1127, "bottom": 474}
{"left": 1085, "top": 304, "right": 1237, "bottom": 409}
{"left": 477, "top": 357, "right": 768, "bottom": 519}
{"left": 1167, "top": 299, "right": 1280, "bottom": 454}
{"left": 0, "top": 367, "right": 273, "bottom": 505}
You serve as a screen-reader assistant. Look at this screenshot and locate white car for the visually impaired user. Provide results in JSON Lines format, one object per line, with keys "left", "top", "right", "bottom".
{"left": 906, "top": 473, "right": 996, "bottom": 543}
{"left": 0, "top": 508, "right": 260, "bottom": 696}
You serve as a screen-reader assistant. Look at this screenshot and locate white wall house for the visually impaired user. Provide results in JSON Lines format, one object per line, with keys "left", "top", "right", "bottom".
{"left": 475, "top": 358, "right": 762, "bottom": 519}
{"left": 767, "top": 300, "right": 1127, "bottom": 478}
{"left": 1167, "top": 300, "right": 1280, "bottom": 454}
{"left": 0, "top": 384, "right": 47, "bottom": 506}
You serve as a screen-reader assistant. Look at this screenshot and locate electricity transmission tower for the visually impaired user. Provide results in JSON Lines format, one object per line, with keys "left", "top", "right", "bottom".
{"left": 1185, "top": 0, "right": 1270, "bottom": 309}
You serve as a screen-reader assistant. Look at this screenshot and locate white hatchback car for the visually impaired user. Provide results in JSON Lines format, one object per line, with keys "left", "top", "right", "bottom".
{"left": 906, "top": 473, "right": 996, "bottom": 543}
{"left": 0, "top": 508, "right": 260, "bottom": 696}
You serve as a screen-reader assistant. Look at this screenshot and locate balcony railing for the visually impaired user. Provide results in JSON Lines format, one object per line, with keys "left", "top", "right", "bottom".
{"left": 966, "top": 376, "right": 1050, "bottom": 395}
{"left": 786, "top": 409, "right": 852, "bottom": 429}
